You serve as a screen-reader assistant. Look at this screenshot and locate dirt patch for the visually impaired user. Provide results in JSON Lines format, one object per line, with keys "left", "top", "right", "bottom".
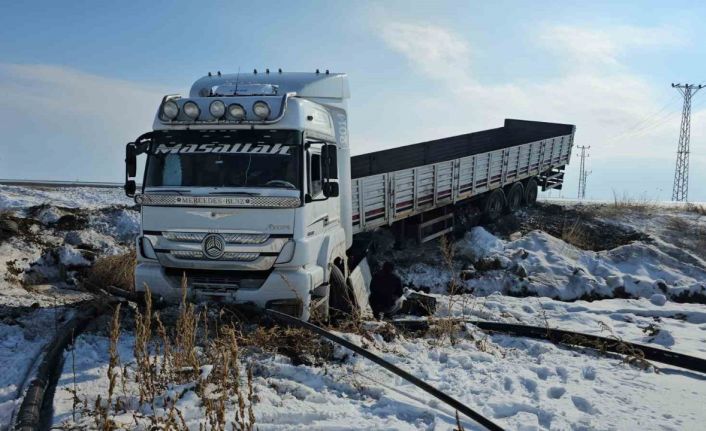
{"left": 0, "top": 211, "right": 48, "bottom": 245}
{"left": 485, "top": 203, "right": 649, "bottom": 251}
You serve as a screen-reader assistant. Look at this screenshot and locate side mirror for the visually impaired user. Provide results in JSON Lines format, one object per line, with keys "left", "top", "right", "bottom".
{"left": 126, "top": 143, "right": 137, "bottom": 178}
{"left": 323, "top": 181, "right": 339, "bottom": 198}
{"left": 125, "top": 180, "right": 137, "bottom": 197}
{"left": 321, "top": 144, "right": 338, "bottom": 179}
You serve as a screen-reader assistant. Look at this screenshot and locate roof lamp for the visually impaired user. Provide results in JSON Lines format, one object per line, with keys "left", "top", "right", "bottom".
{"left": 183, "top": 101, "right": 200, "bottom": 119}
{"left": 253, "top": 101, "right": 271, "bottom": 119}
{"left": 228, "top": 103, "right": 246, "bottom": 120}
{"left": 161, "top": 100, "right": 179, "bottom": 120}
{"left": 209, "top": 100, "right": 226, "bottom": 118}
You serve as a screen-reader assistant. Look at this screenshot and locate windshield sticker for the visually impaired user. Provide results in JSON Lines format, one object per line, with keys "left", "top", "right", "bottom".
{"left": 153, "top": 143, "right": 292, "bottom": 155}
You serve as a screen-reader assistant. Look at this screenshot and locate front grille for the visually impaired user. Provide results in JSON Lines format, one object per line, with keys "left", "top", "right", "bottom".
{"left": 163, "top": 231, "right": 269, "bottom": 244}
{"left": 170, "top": 250, "right": 260, "bottom": 261}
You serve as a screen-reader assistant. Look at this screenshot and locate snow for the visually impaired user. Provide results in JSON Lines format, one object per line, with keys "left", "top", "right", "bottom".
{"left": 49, "top": 309, "right": 706, "bottom": 430}
{"left": 57, "top": 245, "right": 91, "bottom": 268}
{"left": 1, "top": 187, "right": 705, "bottom": 430}
{"left": 404, "top": 226, "right": 706, "bottom": 302}
{"left": 0, "top": 185, "right": 132, "bottom": 210}
{"left": 650, "top": 293, "right": 668, "bottom": 306}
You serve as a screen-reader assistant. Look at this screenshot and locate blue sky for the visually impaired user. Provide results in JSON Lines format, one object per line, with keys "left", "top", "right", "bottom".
{"left": 1, "top": 0, "right": 705, "bottom": 201}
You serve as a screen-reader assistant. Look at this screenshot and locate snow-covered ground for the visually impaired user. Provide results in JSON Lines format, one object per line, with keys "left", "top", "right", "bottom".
{"left": 0, "top": 185, "right": 132, "bottom": 210}
{"left": 1, "top": 186, "right": 705, "bottom": 430}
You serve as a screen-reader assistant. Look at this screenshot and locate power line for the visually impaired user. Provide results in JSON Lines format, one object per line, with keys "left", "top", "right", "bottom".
{"left": 576, "top": 145, "right": 590, "bottom": 199}
{"left": 671, "top": 83, "right": 704, "bottom": 202}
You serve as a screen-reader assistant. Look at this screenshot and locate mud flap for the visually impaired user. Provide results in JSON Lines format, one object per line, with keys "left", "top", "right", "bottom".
{"left": 347, "top": 257, "right": 373, "bottom": 319}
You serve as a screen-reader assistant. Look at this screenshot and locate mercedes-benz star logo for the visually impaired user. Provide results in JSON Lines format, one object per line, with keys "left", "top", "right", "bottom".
{"left": 202, "top": 233, "right": 225, "bottom": 260}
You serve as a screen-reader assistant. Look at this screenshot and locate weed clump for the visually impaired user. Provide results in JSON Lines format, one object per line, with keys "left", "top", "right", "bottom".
{"left": 70, "top": 281, "right": 257, "bottom": 431}
{"left": 83, "top": 249, "right": 136, "bottom": 292}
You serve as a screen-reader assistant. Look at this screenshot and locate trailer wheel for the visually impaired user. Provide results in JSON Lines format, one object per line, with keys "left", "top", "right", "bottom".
{"left": 329, "top": 265, "right": 354, "bottom": 318}
{"left": 505, "top": 183, "right": 524, "bottom": 213}
{"left": 524, "top": 178, "right": 538, "bottom": 206}
{"left": 482, "top": 189, "right": 505, "bottom": 222}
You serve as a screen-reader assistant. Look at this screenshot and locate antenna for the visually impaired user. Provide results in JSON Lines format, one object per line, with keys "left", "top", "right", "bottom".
{"left": 235, "top": 67, "right": 240, "bottom": 95}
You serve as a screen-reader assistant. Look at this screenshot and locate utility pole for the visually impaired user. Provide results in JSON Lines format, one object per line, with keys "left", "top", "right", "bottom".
{"left": 576, "top": 145, "right": 590, "bottom": 199}
{"left": 671, "top": 83, "right": 704, "bottom": 202}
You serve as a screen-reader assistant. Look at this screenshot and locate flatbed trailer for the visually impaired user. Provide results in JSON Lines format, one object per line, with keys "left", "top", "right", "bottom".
{"left": 350, "top": 119, "right": 575, "bottom": 241}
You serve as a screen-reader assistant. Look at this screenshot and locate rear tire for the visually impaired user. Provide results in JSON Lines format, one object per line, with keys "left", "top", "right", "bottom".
{"left": 505, "top": 183, "right": 524, "bottom": 213}
{"left": 524, "top": 178, "right": 538, "bottom": 206}
{"left": 482, "top": 189, "right": 506, "bottom": 222}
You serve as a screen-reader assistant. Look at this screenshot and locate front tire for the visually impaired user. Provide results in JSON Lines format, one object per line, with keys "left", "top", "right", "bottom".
{"left": 328, "top": 264, "right": 353, "bottom": 317}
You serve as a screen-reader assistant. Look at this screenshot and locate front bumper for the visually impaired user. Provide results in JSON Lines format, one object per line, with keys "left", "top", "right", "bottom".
{"left": 135, "top": 261, "right": 323, "bottom": 320}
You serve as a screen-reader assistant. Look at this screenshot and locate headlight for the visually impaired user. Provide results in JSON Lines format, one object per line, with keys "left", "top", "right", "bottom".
{"left": 275, "top": 240, "right": 296, "bottom": 264}
{"left": 134, "top": 194, "right": 144, "bottom": 205}
{"left": 209, "top": 100, "right": 226, "bottom": 118}
{"left": 183, "top": 101, "right": 200, "bottom": 119}
{"left": 140, "top": 237, "right": 158, "bottom": 260}
{"left": 252, "top": 101, "right": 271, "bottom": 119}
{"left": 161, "top": 100, "right": 179, "bottom": 120}
{"left": 228, "top": 103, "right": 246, "bottom": 120}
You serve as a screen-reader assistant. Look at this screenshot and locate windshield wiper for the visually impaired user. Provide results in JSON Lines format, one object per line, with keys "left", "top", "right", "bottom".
{"left": 208, "top": 191, "right": 260, "bottom": 196}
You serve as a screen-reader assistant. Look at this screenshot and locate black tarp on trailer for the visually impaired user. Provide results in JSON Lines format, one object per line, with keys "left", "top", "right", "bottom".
{"left": 350, "top": 119, "right": 575, "bottom": 179}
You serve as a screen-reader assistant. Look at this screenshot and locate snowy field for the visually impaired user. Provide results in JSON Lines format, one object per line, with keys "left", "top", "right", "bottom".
{"left": 1, "top": 186, "right": 705, "bottom": 430}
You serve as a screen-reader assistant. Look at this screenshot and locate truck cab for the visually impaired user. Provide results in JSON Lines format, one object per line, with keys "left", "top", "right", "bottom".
{"left": 125, "top": 71, "right": 352, "bottom": 320}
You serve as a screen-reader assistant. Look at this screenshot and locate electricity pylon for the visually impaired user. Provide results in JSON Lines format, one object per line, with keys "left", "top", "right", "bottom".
{"left": 576, "top": 145, "right": 590, "bottom": 199}
{"left": 671, "top": 83, "right": 704, "bottom": 202}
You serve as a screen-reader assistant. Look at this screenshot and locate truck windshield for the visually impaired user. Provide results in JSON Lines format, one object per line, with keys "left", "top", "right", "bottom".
{"left": 144, "top": 130, "right": 301, "bottom": 190}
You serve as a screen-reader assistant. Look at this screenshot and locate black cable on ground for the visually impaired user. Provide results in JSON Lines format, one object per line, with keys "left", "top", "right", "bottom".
{"left": 14, "top": 299, "right": 112, "bottom": 431}
{"left": 266, "top": 309, "right": 505, "bottom": 431}
{"left": 392, "top": 319, "right": 706, "bottom": 374}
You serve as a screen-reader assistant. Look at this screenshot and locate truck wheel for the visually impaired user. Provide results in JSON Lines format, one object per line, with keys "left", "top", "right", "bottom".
{"left": 524, "top": 178, "right": 538, "bottom": 206}
{"left": 482, "top": 189, "right": 505, "bottom": 222}
{"left": 505, "top": 183, "right": 524, "bottom": 213}
{"left": 328, "top": 265, "right": 354, "bottom": 317}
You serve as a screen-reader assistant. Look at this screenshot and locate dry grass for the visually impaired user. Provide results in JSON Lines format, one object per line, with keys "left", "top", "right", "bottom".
{"left": 578, "top": 192, "right": 660, "bottom": 219}
{"left": 610, "top": 191, "right": 658, "bottom": 210}
{"left": 666, "top": 215, "right": 691, "bottom": 232}
{"left": 685, "top": 203, "right": 706, "bottom": 216}
{"left": 242, "top": 325, "right": 333, "bottom": 365}
{"left": 75, "top": 277, "right": 257, "bottom": 430}
{"left": 561, "top": 321, "right": 657, "bottom": 371}
{"left": 83, "top": 249, "right": 136, "bottom": 292}
{"left": 425, "top": 236, "right": 491, "bottom": 347}
{"left": 560, "top": 218, "right": 593, "bottom": 250}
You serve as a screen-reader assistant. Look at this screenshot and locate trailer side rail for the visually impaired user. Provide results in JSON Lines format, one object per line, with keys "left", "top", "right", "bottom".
{"left": 351, "top": 133, "right": 574, "bottom": 234}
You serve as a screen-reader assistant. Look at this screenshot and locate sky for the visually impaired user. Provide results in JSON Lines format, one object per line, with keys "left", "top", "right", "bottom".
{"left": 1, "top": 0, "right": 705, "bottom": 201}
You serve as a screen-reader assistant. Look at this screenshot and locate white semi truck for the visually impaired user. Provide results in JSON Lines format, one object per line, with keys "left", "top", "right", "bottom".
{"left": 125, "top": 71, "right": 575, "bottom": 320}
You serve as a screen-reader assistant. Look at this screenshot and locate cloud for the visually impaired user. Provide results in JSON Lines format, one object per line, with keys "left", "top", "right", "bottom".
{"left": 0, "top": 64, "right": 167, "bottom": 181}
{"left": 372, "top": 20, "right": 702, "bottom": 200}
{"left": 539, "top": 24, "right": 686, "bottom": 68}
{"left": 379, "top": 21, "right": 471, "bottom": 82}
